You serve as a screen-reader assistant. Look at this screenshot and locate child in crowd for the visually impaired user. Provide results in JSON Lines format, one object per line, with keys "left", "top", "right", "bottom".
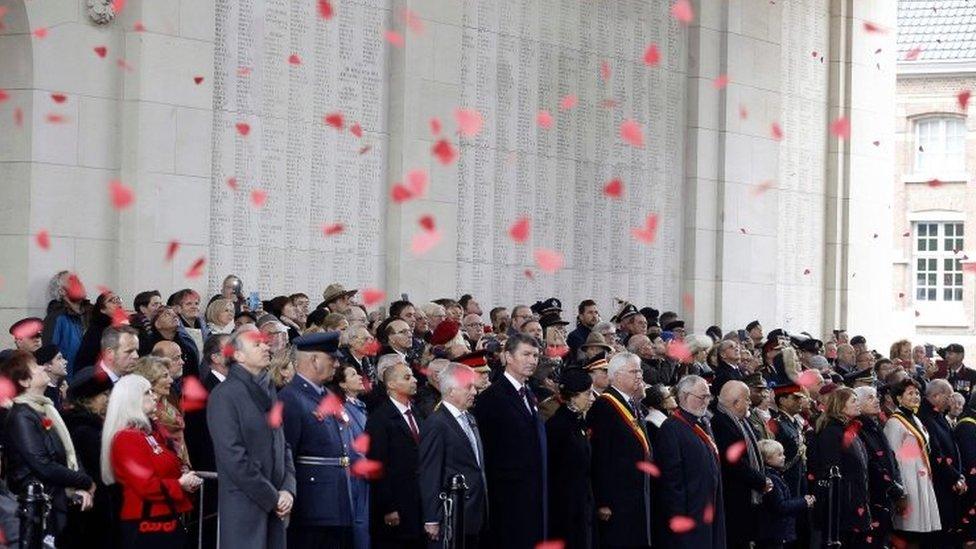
{"left": 757, "top": 439, "right": 816, "bottom": 549}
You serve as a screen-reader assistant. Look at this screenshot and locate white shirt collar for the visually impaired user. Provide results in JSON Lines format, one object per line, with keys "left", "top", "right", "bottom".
{"left": 99, "top": 361, "right": 120, "bottom": 383}
{"left": 646, "top": 408, "right": 668, "bottom": 427}
{"left": 390, "top": 396, "right": 412, "bottom": 415}
{"left": 441, "top": 400, "right": 465, "bottom": 420}
{"left": 503, "top": 371, "right": 525, "bottom": 392}
{"left": 211, "top": 370, "right": 227, "bottom": 382}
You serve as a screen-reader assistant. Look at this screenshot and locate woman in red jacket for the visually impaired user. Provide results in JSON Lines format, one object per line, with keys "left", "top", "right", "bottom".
{"left": 101, "top": 374, "right": 203, "bottom": 548}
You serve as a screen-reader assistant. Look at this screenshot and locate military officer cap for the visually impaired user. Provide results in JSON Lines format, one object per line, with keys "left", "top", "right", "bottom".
{"left": 293, "top": 331, "right": 342, "bottom": 357}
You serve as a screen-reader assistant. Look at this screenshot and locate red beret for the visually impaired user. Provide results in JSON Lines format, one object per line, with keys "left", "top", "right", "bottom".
{"left": 430, "top": 320, "right": 460, "bottom": 346}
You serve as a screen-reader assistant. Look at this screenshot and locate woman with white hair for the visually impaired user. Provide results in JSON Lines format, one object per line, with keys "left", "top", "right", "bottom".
{"left": 854, "top": 385, "right": 906, "bottom": 547}
{"left": 102, "top": 375, "right": 203, "bottom": 547}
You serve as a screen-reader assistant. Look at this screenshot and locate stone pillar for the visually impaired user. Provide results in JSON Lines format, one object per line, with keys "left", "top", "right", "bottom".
{"left": 822, "top": 0, "right": 896, "bottom": 342}
{"left": 384, "top": 0, "right": 463, "bottom": 300}
{"left": 114, "top": 0, "right": 216, "bottom": 300}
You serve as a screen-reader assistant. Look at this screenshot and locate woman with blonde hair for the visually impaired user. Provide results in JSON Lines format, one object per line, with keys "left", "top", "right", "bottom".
{"left": 269, "top": 345, "right": 296, "bottom": 390}
{"left": 205, "top": 298, "right": 235, "bottom": 335}
{"left": 132, "top": 356, "right": 191, "bottom": 466}
{"left": 102, "top": 375, "right": 202, "bottom": 547}
{"left": 810, "top": 387, "right": 872, "bottom": 545}
{"left": 889, "top": 339, "right": 913, "bottom": 368}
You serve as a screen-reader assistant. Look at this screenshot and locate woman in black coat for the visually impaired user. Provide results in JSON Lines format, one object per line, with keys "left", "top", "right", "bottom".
{"left": 1, "top": 351, "right": 95, "bottom": 541}
{"left": 74, "top": 291, "right": 121, "bottom": 370}
{"left": 61, "top": 367, "right": 117, "bottom": 549}
{"left": 809, "top": 387, "right": 871, "bottom": 546}
{"left": 854, "top": 386, "right": 906, "bottom": 548}
{"left": 545, "top": 369, "right": 596, "bottom": 549}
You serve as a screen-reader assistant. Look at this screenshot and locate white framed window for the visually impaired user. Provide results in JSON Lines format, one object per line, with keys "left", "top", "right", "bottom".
{"left": 914, "top": 221, "right": 964, "bottom": 302}
{"left": 915, "top": 116, "right": 966, "bottom": 174}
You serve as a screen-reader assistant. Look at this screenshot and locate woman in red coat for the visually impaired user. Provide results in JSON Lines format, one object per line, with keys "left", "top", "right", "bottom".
{"left": 101, "top": 374, "right": 203, "bottom": 548}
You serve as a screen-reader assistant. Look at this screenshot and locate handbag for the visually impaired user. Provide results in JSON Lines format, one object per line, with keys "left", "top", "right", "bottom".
{"left": 119, "top": 484, "right": 187, "bottom": 548}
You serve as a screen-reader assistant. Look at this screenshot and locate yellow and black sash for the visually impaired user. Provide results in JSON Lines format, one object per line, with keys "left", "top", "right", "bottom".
{"left": 601, "top": 392, "right": 650, "bottom": 457}
{"left": 891, "top": 412, "right": 932, "bottom": 472}
{"left": 673, "top": 410, "right": 719, "bottom": 460}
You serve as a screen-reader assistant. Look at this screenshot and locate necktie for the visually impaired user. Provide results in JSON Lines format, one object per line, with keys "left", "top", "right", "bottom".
{"left": 462, "top": 412, "right": 482, "bottom": 466}
{"left": 519, "top": 387, "right": 536, "bottom": 415}
{"left": 405, "top": 407, "right": 420, "bottom": 443}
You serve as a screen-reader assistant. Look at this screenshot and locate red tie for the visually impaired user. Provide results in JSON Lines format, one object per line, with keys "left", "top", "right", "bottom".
{"left": 405, "top": 407, "right": 420, "bottom": 443}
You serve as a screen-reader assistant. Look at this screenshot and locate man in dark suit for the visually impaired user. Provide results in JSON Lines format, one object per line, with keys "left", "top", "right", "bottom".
{"left": 366, "top": 353, "right": 424, "bottom": 548}
{"left": 711, "top": 340, "right": 745, "bottom": 396}
{"left": 711, "top": 380, "right": 769, "bottom": 549}
{"left": 656, "top": 375, "right": 726, "bottom": 549}
{"left": 183, "top": 333, "right": 230, "bottom": 548}
{"left": 418, "top": 363, "right": 486, "bottom": 547}
{"left": 280, "top": 332, "right": 353, "bottom": 548}
{"left": 207, "top": 329, "right": 296, "bottom": 549}
{"left": 587, "top": 351, "right": 652, "bottom": 548}
{"left": 472, "top": 333, "right": 547, "bottom": 548}
{"left": 919, "top": 379, "right": 967, "bottom": 545}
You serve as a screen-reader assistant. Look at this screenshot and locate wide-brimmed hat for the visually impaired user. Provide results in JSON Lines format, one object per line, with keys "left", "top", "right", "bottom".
{"left": 580, "top": 332, "right": 613, "bottom": 353}
{"left": 322, "top": 283, "right": 358, "bottom": 305}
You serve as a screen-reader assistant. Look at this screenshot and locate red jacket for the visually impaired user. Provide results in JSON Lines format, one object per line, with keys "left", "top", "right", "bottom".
{"left": 110, "top": 427, "right": 193, "bottom": 520}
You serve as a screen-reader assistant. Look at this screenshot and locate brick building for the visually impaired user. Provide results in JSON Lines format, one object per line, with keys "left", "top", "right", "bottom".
{"left": 895, "top": 0, "right": 976, "bottom": 355}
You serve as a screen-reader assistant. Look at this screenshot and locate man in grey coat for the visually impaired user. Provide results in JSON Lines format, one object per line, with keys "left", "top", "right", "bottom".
{"left": 208, "top": 329, "right": 297, "bottom": 549}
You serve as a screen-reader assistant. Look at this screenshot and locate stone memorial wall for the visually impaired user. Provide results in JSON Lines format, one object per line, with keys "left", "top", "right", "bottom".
{"left": 453, "top": 0, "right": 686, "bottom": 313}
{"left": 209, "top": 0, "right": 391, "bottom": 297}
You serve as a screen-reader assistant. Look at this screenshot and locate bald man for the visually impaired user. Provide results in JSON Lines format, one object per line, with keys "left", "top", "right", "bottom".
{"left": 710, "top": 380, "right": 769, "bottom": 549}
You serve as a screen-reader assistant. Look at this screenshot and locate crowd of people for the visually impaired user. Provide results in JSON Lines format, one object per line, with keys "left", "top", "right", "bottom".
{"left": 1, "top": 269, "right": 976, "bottom": 549}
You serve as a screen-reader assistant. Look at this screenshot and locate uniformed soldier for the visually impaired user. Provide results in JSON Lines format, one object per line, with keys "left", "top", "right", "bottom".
{"left": 280, "top": 331, "right": 354, "bottom": 549}
{"left": 941, "top": 343, "right": 976, "bottom": 400}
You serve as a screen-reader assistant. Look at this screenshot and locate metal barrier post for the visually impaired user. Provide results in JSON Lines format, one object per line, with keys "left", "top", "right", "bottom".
{"left": 196, "top": 471, "right": 218, "bottom": 549}
{"left": 17, "top": 481, "right": 50, "bottom": 549}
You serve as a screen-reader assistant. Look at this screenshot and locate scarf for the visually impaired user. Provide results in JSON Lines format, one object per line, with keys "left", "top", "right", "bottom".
{"left": 719, "top": 403, "right": 764, "bottom": 504}
{"left": 13, "top": 393, "right": 79, "bottom": 471}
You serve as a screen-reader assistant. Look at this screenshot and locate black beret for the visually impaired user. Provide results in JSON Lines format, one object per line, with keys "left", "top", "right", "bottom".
{"left": 559, "top": 367, "right": 592, "bottom": 394}
{"left": 663, "top": 320, "right": 685, "bottom": 332}
{"left": 33, "top": 344, "right": 60, "bottom": 366}
{"left": 850, "top": 335, "right": 866, "bottom": 346}
{"left": 745, "top": 320, "right": 761, "bottom": 332}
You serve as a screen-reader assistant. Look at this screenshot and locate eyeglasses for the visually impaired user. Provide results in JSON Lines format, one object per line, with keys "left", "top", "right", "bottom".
{"left": 392, "top": 329, "right": 412, "bottom": 336}
{"left": 690, "top": 393, "right": 713, "bottom": 402}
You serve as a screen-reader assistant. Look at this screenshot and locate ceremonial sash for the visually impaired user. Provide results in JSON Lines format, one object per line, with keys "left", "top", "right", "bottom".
{"left": 673, "top": 411, "right": 720, "bottom": 460}
{"left": 958, "top": 417, "right": 976, "bottom": 428}
{"left": 601, "top": 393, "right": 650, "bottom": 457}
{"left": 891, "top": 412, "right": 932, "bottom": 472}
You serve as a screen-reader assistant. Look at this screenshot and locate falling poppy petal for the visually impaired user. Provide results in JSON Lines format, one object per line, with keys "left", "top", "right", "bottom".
{"left": 93, "top": 46, "right": 107, "bottom": 58}
{"left": 603, "top": 178, "right": 623, "bottom": 199}
{"left": 830, "top": 116, "right": 850, "bottom": 140}
{"left": 534, "top": 248, "right": 565, "bottom": 273}
{"left": 322, "top": 223, "right": 344, "bottom": 237}
{"left": 726, "top": 440, "right": 747, "bottom": 463}
{"left": 109, "top": 179, "right": 134, "bottom": 210}
{"left": 165, "top": 240, "right": 180, "bottom": 262}
{"left": 636, "top": 460, "right": 661, "bottom": 477}
{"left": 454, "top": 108, "right": 484, "bottom": 138}
{"left": 770, "top": 122, "right": 784, "bottom": 141}
{"left": 360, "top": 288, "right": 385, "bottom": 307}
{"left": 185, "top": 257, "right": 206, "bottom": 278}
{"left": 620, "top": 119, "right": 644, "bottom": 148}
{"left": 712, "top": 74, "right": 729, "bottom": 90}
{"left": 509, "top": 217, "right": 530, "bottom": 243}
{"left": 411, "top": 229, "right": 442, "bottom": 255}
{"left": 958, "top": 90, "right": 971, "bottom": 110}
{"left": 36, "top": 230, "right": 50, "bottom": 250}
{"left": 235, "top": 122, "right": 250, "bottom": 136}
{"left": 267, "top": 401, "right": 284, "bottom": 428}
{"left": 537, "top": 110, "right": 553, "bottom": 129}
{"left": 432, "top": 139, "right": 458, "bottom": 165}
{"left": 559, "top": 94, "right": 578, "bottom": 111}
{"left": 669, "top": 515, "right": 696, "bottom": 534}
{"left": 385, "top": 30, "right": 404, "bottom": 48}
{"left": 250, "top": 188, "right": 267, "bottom": 208}
{"left": 317, "top": 0, "right": 334, "bottom": 19}
{"left": 324, "top": 112, "right": 344, "bottom": 130}
{"left": 671, "top": 0, "right": 694, "bottom": 24}
{"left": 643, "top": 43, "right": 661, "bottom": 66}
{"left": 405, "top": 169, "right": 428, "bottom": 196}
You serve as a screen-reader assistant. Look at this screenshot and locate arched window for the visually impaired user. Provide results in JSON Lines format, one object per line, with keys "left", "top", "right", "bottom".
{"left": 915, "top": 116, "right": 966, "bottom": 174}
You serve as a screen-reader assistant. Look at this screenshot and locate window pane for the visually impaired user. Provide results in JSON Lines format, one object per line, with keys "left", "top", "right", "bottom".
{"left": 956, "top": 238, "right": 964, "bottom": 250}
{"left": 918, "top": 258, "right": 926, "bottom": 270}
{"left": 919, "top": 224, "right": 928, "bottom": 236}
{"left": 946, "top": 224, "right": 955, "bottom": 237}
{"left": 929, "top": 274, "right": 937, "bottom": 285}
{"left": 957, "top": 224, "right": 964, "bottom": 236}
{"left": 929, "top": 258, "right": 937, "bottom": 270}
{"left": 929, "top": 289, "right": 937, "bottom": 300}
{"left": 956, "top": 274, "right": 963, "bottom": 285}
{"left": 945, "top": 288, "right": 953, "bottom": 300}
{"left": 918, "top": 288, "right": 927, "bottom": 300}
{"left": 919, "top": 239, "right": 927, "bottom": 251}
{"left": 956, "top": 288, "right": 963, "bottom": 300}
{"left": 945, "top": 258, "right": 954, "bottom": 270}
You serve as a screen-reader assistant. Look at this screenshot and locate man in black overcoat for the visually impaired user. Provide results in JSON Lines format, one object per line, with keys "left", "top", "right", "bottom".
{"left": 472, "top": 334, "right": 547, "bottom": 548}
{"left": 587, "top": 351, "right": 652, "bottom": 548}
{"left": 366, "top": 354, "right": 424, "bottom": 548}
{"left": 656, "top": 375, "right": 725, "bottom": 549}
{"left": 918, "top": 379, "right": 967, "bottom": 545}
{"left": 710, "top": 380, "right": 769, "bottom": 549}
